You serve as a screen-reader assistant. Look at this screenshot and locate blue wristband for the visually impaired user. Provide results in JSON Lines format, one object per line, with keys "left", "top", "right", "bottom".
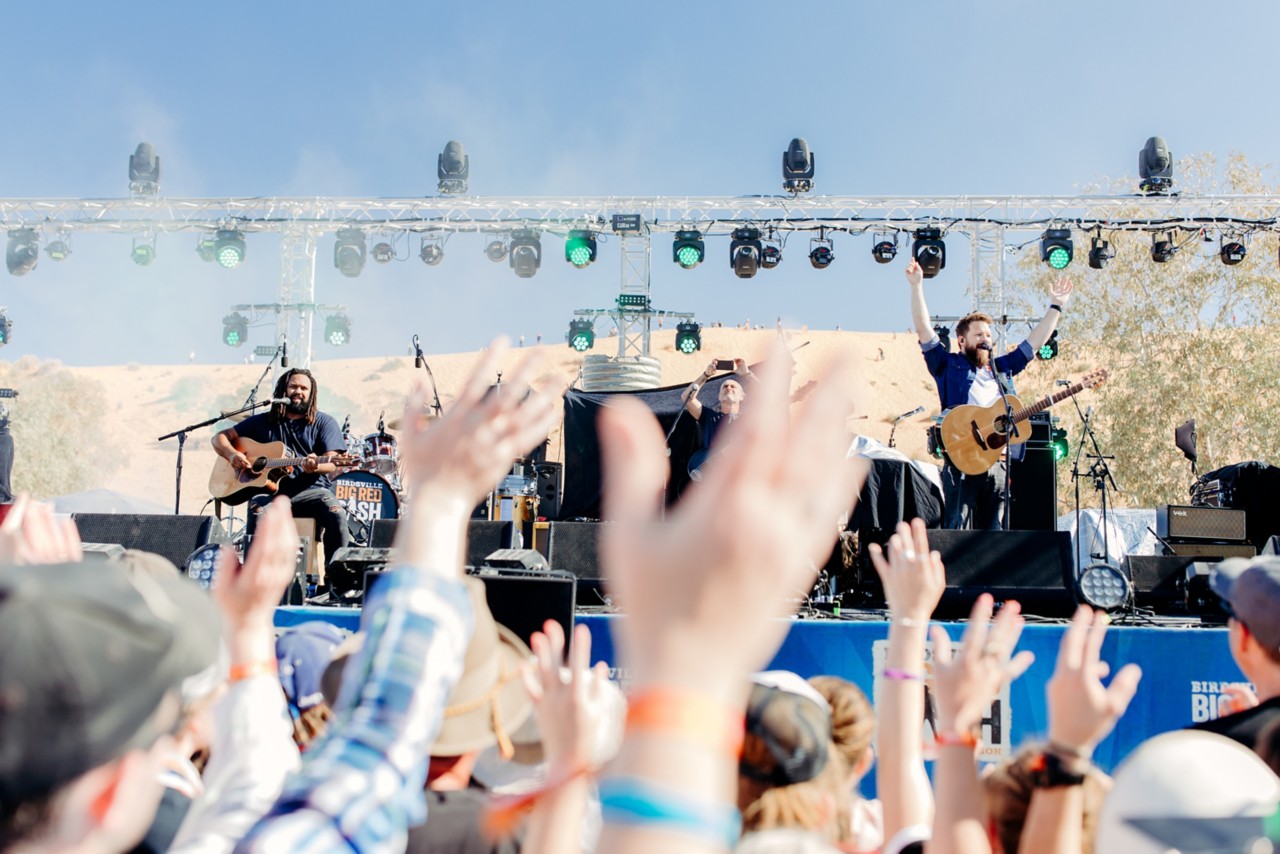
{"left": 599, "top": 777, "right": 742, "bottom": 850}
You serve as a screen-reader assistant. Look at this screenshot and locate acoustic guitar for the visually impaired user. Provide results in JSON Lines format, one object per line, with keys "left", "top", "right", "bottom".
{"left": 939, "top": 369, "right": 1108, "bottom": 476}
{"left": 209, "top": 437, "right": 358, "bottom": 505}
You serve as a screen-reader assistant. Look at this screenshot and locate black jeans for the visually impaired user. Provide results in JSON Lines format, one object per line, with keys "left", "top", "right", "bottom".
{"left": 941, "top": 459, "right": 1007, "bottom": 531}
{"left": 250, "top": 486, "right": 351, "bottom": 564}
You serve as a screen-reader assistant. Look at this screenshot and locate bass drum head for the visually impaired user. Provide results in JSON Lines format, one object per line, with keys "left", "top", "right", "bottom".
{"left": 333, "top": 470, "right": 400, "bottom": 544}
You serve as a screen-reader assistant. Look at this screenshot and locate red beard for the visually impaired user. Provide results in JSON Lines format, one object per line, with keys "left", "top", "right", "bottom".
{"left": 963, "top": 344, "right": 990, "bottom": 368}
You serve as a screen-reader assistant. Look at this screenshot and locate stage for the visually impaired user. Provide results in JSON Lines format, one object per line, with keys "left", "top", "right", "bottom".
{"left": 275, "top": 605, "right": 1241, "bottom": 779}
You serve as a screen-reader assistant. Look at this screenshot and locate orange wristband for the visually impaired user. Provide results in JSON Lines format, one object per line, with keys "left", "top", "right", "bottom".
{"left": 934, "top": 730, "right": 979, "bottom": 749}
{"left": 228, "top": 660, "right": 277, "bottom": 683}
{"left": 626, "top": 689, "right": 745, "bottom": 757}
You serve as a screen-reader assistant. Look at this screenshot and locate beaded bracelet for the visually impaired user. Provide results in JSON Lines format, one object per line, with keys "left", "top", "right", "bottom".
{"left": 599, "top": 777, "right": 742, "bottom": 850}
{"left": 934, "top": 730, "right": 979, "bottom": 749}
{"left": 882, "top": 667, "right": 924, "bottom": 682}
{"left": 626, "top": 689, "right": 745, "bottom": 758}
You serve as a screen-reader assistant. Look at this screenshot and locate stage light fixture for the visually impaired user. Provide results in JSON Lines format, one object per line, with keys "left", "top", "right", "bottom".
{"left": 197, "top": 237, "right": 217, "bottom": 263}
{"left": 419, "top": 239, "right": 444, "bottom": 266}
{"left": 1076, "top": 563, "right": 1131, "bottom": 612}
{"left": 1151, "top": 232, "right": 1176, "bottom": 263}
{"left": 730, "top": 226, "right": 763, "bottom": 278}
{"left": 1037, "top": 330, "right": 1059, "bottom": 361}
{"left": 675, "top": 321, "right": 702, "bottom": 354}
{"left": 1050, "top": 426, "right": 1069, "bottom": 462}
{"left": 809, "top": 237, "right": 834, "bottom": 269}
{"left": 782, "top": 137, "right": 815, "bottom": 193}
{"left": 1040, "top": 229, "right": 1073, "bottom": 270}
{"left": 1138, "top": 136, "right": 1173, "bottom": 194}
{"left": 6, "top": 229, "right": 39, "bottom": 276}
{"left": 485, "top": 239, "right": 509, "bottom": 262}
{"left": 324, "top": 314, "right": 352, "bottom": 347}
{"left": 221, "top": 312, "right": 248, "bottom": 347}
{"left": 45, "top": 238, "right": 71, "bottom": 261}
{"left": 760, "top": 244, "right": 782, "bottom": 269}
{"left": 673, "top": 230, "right": 705, "bottom": 269}
{"left": 214, "top": 229, "right": 245, "bottom": 269}
{"left": 334, "top": 228, "right": 367, "bottom": 277}
{"left": 564, "top": 230, "right": 597, "bottom": 268}
{"left": 0, "top": 314, "right": 12, "bottom": 346}
{"left": 437, "top": 140, "right": 469, "bottom": 195}
{"left": 131, "top": 236, "right": 156, "bottom": 267}
{"left": 371, "top": 242, "right": 395, "bottom": 264}
{"left": 566, "top": 319, "right": 595, "bottom": 352}
{"left": 1220, "top": 238, "right": 1247, "bottom": 266}
{"left": 128, "top": 142, "right": 161, "bottom": 197}
{"left": 509, "top": 229, "right": 542, "bottom": 278}
{"left": 933, "top": 324, "right": 951, "bottom": 352}
{"left": 912, "top": 228, "right": 946, "bottom": 278}
{"left": 184, "top": 542, "right": 222, "bottom": 591}
{"left": 1087, "top": 236, "right": 1114, "bottom": 270}
{"left": 871, "top": 233, "right": 898, "bottom": 264}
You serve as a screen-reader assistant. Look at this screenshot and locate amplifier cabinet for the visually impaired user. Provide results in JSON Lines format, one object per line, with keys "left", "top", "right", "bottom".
{"left": 1157, "top": 505, "right": 1248, "bottom": 543}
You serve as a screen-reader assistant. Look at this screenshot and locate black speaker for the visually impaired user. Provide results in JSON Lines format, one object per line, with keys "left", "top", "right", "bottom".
{"left": 71, "top": 513, "right": 225, "bottom": 571}
{"left": 543, "top": 521, "right": 604, "bottom": 579}
{"left": 532, "top": 462, "right": 563, "bottom": 520}
{"left": 471, "top": 568, "right": 577, "bottom": 650}
{"left": 370, "top": 519, "right": 515, "bottom": 568}
{"left": 854, "top": 529, "right": 1075, "bottom": 618}
{"left": 1008, "top": 416, "right": 1058, "bottom": 531}
{"left": 1125, "top": 554, "right": 1195, "bottom": 612}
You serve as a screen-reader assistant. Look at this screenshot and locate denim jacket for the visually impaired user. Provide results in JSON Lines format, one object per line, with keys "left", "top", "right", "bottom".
{"left": 921, "top": 336, "right": 1035, "bottom": 463}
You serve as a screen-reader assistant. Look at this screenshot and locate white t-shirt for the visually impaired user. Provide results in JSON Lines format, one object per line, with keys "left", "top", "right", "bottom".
{"left": 967, "top": 366, "right": 1001, "bottom": 407}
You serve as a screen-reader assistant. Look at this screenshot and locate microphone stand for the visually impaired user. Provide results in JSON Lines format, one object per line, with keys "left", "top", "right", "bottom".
{"left": 242, "top": 345, "right": 282, "bottom": 408}
{"left": 1069, "top": 392, "right": 1119, "bottom": 577}
{"left": 888, "top": 406, "right": 924, "bottom": 449}
{"left": 989, "top": 352, "right": 1019, "bottom": 532}
{"left": 158, "top": 398, "right": 276, "bottom": 516}
{"left": 412, "top": 335, "right": 445, "bottom": 417}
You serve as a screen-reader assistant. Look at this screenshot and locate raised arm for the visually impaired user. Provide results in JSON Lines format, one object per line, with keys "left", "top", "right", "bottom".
{"left": 1026, "top": 276, "right": 1073, "bottom": 352}
{"left": 681, "top": 360, "right": 718, "bottom": 419}
{"left": 906, "top": 259, "right": 935, "bottom": 345}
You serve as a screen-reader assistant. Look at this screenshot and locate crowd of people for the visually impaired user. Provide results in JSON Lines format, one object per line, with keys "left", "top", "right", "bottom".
{"left": 1, "top": 337, "right": 1279, "bottom": 853}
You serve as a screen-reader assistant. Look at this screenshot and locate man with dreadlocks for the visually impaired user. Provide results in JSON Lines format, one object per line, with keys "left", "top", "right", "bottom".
{"left": 212, "top": 368, "right": 351, "bottom": 565}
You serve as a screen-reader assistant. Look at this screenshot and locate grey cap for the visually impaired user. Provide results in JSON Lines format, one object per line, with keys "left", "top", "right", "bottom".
{"left": 1210, "top": 556, "right": 1280, "bottom": 653}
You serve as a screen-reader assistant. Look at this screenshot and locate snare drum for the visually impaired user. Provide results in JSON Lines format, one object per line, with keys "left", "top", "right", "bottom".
{"left": 333, "top": 470, "right": 400, "bottom": 536}
{"left": 362, "top": 432, "right": 399, "bottom": 478}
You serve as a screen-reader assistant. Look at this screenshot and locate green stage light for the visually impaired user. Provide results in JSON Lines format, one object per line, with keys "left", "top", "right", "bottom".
{"left": 1040, "top": 229, "right": 1073, "bottom": 270}
{"left": 215, "top": 229, "right": 245, "bottom": 269}
{"left": 131, "top": 237, "right": 156, "bottom": 266}
{"left": 222, "top": 312, "right": 248, "bottom": 348}
{"left": 565, "top": 230, "right": 597, "bottom": 268}
{"left": 673, "top": 230, "right": 705, "bottom": 269}
{"left": 1037, "top": 330, "right": 1059, "bottom": 361}
{"left": 325, "top": 314, "right": 352, "bottom": 347}
{"left": 567, "top": 319, "right": 594, "bottom": 351}
{"left": 675, "top": 321, "right": 702, "bottom": 354}
{"left": 1051, "top": 426, "right": 1069, "bottom": 462}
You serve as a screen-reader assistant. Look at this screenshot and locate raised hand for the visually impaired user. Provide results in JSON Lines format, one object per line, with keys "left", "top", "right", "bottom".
{"left": 868, "top": 518, "right": 946, "bottom": 621}
{"left": 930, "top": 595, "right": 1035, "bottom": 734}
{"left": 905, "top": 258, "right": 924, "bottom": 288}
{"left": 522, "top": 620, "right": 613, "bottom": 770}
{"left": 0, "top": 494, "right": 83, "bottom": 566}
{"left": 1219, "top": 683, "right": 1259, "bottom": 717}
{"left": 1046, "top": 606, "right": 1142, "bottom": 757}
{"left": 1048, "top": 275, "right": 1074, "bottom": 307}
{"left": 213, "top": 496, "right": 299, "bottom": 626}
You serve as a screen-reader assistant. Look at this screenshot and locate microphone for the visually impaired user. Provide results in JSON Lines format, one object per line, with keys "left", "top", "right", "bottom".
{"left": 260, "top": 397, "right": 291, "bottom": 406}
{"left": 377, "top": 410, "right": 385, "bottom": 433}
{"left": 280, "top": 338, "right": 289, "bottom": 369}
{"left": 976, "top": 342, "right": 992, "bottom": 351}
{"left": 894, "top": 405, "right": 925, "bottom": 423}
{"left": 413, "top": 334, "right": 424, "bottom": 369}
{"left": 1084, "top": 405, "right": 1094, "bottom": 421}
{"left": 1055, "top": 379, "right": 1071, "bottom": 387}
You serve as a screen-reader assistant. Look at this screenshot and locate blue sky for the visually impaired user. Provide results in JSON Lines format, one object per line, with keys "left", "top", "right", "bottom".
{"left": 2, "top": 1, "right": 1278, "bottom": 365}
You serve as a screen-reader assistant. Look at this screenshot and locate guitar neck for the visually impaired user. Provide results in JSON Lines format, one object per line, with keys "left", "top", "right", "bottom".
{"left": 1009, "top": 383, "right": 1084, "bottom": 424}
{"left": 258, "top": 453, "right": 334, "bottom": 470}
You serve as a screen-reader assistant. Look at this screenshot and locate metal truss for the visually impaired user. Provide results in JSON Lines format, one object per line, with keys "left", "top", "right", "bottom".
{"left": 7, "top": 192, "right": 1280, "bottom": 359}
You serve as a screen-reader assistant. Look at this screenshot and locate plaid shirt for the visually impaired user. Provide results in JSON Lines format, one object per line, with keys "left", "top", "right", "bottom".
{"left": 236, "top": 569, "right": 473, "bottom": 853}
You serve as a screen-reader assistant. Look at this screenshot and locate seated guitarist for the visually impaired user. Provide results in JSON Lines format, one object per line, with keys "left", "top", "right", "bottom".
{"left": 682, "top": 358, "right": 754, "bottom": 480}
{"left": 211, "top": 367, "right": 352, "bottom": 565}
{"left": 906, "top": 258, "right": 1071, "bottom": 529}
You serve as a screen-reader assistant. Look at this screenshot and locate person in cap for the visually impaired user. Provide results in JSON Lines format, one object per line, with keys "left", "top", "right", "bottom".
{"left": 0, "top": 556, "right": 221, "bottom": 852}
{"left": 274, "top": 621, "right": 348, "bottom": 751}
{"left": 1190, "top": 556, "right": 1280, "bottom": 748}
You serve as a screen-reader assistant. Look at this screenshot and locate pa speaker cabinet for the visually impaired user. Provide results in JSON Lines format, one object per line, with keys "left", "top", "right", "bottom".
{"left": 470, "top": 568, "right": 577, "bottom": 650}
{"left": 1125, "top": 555, "right": 1196, "bottom": 613}
{"left": 369, "top": 519, "right": 513, "bottom": 568}
{"left": 1166, "top": 541, "right": 1256, "bottom": 559}
{"left": 543, "top": 521, "right": 604, "bottom": 580}
{"left": 71, "top": 513, "right": 225, "bottom": 570}
{"left": 1008, "top": 415, "right": 1058, "bottom": 531}
{"left": 1157, "top": 505, "right": 1248, "bottom": 542}
{"left": 532, "top": 462, "right": 563, "bottom": 521}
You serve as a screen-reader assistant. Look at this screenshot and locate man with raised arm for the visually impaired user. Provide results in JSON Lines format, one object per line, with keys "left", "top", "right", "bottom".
{"left": 905, "top": 259, "right": 1071, "bottom": 529}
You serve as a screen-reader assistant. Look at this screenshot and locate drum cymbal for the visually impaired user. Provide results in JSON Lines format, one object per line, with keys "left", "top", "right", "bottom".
{"left": 385, "top": 410, "right": 438, "bottom": 431}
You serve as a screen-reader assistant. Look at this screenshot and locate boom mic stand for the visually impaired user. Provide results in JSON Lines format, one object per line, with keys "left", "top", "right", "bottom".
{"left": 1068, "top": 392, "right": 1123, "bottom": 608}
{"left": 411, "top": 335, "right": 445, "bottom": 417}
{"left": 158, "top": 398, "right": 277, "bottom": 516}
{"left": 990, "top": 356, "right": 1020, "bottom": 532}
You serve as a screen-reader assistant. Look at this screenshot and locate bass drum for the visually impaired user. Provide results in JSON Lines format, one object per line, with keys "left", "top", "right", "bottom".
{"left": 333, "top": 470, "right": 400, "bottom": 544}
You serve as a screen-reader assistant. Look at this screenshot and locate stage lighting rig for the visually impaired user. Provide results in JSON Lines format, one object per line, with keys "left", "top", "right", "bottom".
{"left": 6, "top": 229, "right": 38, "bottom": 276}
{"left": 131, "top": 235, "right": 157, "bottom": 267}
{"left": 871, "top": 232, "right": 898, "bottom": 264}
{"left": 371, "top": 241, "right": 395, "bottom": 264}
{"left": 215, "top": 229, "right": 246, "bottom": 269}
{"left": 1138, "top": 136, "right": 1174, "bottom": 194}
{"left": 1151, "top": 231, "right": 1176, "bottom": 263}
{"left": 334, "top": 228, "right": 367, "bottom": 277}
{"left": 782, "top": 137, "right": 815, "bottom": 193}
{"left": 675, "top": 321, "right": 702, "bottom": 354}
{"left": 1220, "top": 237, "right": 1247, "bottom": 266}
{"left": 673, "top": 230, "right": 705, "bottom": 269}
{"left": 1040, "top": 229, "right": 1073, "bottom": 270}
{"left": 419, "top": 239, "right": 444, "bottom": 266}
{"left": 45, "top": 236, "right": 71, "bottom": 261}
{"left": 1037, "top": 330, "right": 1059, "bottom": 361}
{"left": 485, "top": 238, "right": 509, "bottom": 262}
{"left": 0, "top": 311, "right": 13, "bottom": 346}
{"left": 730, "top": 226, "right": 763, "bottom": 279}
{"left": 912, "top": 228, "right": 946, "bottom": 278}
{"left": 221, "top": 312, "right": 248, "bottom": 347}
{"left": 932, "top": 324, "right": 951, "bottom": 352}
{"left": 509, "top": 229, "right": 542, "bottom": 278}
{"left": 809, "top": 232, "right": 834, "bottom": 269}
{"left": 1050, "top": 426, "right": 1069, "bottom": 463}
{"left": 128, "top": 142, "right": 161, "bottom": 197}
{"left": 565, "top": 230, "right": 597, "bottom": 268}
{"left": 1087, "top": 235, "right": 1114, "bottom": 270}
{"left": 566, "top": 319, "right": 594, "bottom": 352}
{"left": 197, "top": 237, "right": 217, "bottom": 263}
{"left": 437, "top": 140, "right": 470, "bottom": 194}
{"left": 760, "top": 243, "right": 782, "bottom": 269}
{"left": 325, "top": 314, "right": 352, "bottom": 346}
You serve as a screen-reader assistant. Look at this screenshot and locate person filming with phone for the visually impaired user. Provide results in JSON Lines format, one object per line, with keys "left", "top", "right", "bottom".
{"left": 681, "top": 358, "right": 755, "bottom": 481}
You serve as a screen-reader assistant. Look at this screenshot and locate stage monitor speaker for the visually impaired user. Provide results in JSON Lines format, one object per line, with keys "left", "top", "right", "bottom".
{"left": 1125, "top": 555, "right": 1196, "bottom": 612}
{"left": 1157, "top": 505, "right": 1248, "bottom": 543}
{"left": 543, "top": 521, "right": 604, "bottom": 580}
{"left": 470, "top": 568, "right": 577, "bottom": 650}
{"left": 854, "top": 529, "right": 1075, "bottom": 618}
{"left": 71, "top": 513, "right": 225, "bottom": 571}
{"left": 1008, "top": 416, "right": 1058, "bottom": 531}
{"left": 370, "top": 519, "right": 514, "bottom": 568}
